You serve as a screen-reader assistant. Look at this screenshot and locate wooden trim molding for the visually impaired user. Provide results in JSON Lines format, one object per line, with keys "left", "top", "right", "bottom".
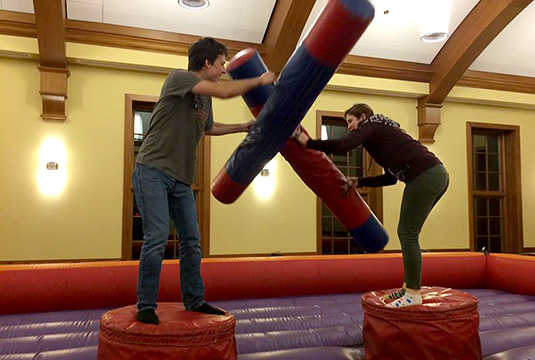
{"left": 0, "top": 10, "right": 36, "bottom": 38}
{"left": 338, "top": 55, "right": 433, "bottom": 83}
{"left": 0, "top": 10, "right": 533, "bottom": 95}
{"left": 417, "top": 97, "right": 442, "bottom": 144}
{"left": 38, "top": 66, "right": 70, "bottom": 121}
{"left": 65, "top": 19, "right": 265, "bottom": 59}
{"left": 459, "top": 70, "right": 535, "bottom": 94}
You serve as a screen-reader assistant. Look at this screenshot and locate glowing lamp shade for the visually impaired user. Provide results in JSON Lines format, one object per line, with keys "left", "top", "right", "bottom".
{"left": 420, "top": 0, "right": 450, "bottom": 43}
{"left": 253, "top": 159, "right": 276, "bottom": 200}
{"left": 37, "top": 138, "right": 67, "bottom": 196}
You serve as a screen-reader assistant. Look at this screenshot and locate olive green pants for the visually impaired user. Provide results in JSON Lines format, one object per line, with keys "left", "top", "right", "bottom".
{"left": 398, "top": 164, "right": 449, "bottom": 290}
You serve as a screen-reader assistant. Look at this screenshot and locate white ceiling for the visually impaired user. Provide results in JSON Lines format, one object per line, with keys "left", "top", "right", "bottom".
{"left": 301, "top": 0, "right": 479, "bottom": 64}
{"left": 66, "top": 0, "right": 277, "bottom": 44}
{"left": 1, "top": 0, "right": 534, "bottom": 78}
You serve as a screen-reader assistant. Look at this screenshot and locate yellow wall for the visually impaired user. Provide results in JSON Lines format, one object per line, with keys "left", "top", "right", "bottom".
{"left": 0, "top": 35, "right": 534, "bottom": 261}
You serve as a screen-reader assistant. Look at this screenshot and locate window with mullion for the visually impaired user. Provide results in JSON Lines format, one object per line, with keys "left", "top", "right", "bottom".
{"left": 472, "top": 132, "right": 504, "bottom": 253}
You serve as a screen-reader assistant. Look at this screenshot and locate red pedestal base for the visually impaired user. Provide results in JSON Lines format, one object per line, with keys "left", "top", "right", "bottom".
{"left": 362, "top": 286, "right": 482, "bottom": 360}
{"left": 98, "top": 303, "right": 236, "bottom": 360}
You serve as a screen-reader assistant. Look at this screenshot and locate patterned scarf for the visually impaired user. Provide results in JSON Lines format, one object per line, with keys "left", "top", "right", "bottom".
{"left": 362, "top": 114, "right": 400, "bottom": 128}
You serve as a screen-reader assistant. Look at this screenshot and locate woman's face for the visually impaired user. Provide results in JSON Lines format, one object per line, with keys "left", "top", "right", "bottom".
{"left": 345, "top": 114, "right": 366, "bottom": 132}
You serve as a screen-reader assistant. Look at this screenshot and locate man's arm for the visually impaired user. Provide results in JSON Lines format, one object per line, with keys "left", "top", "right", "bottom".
{"left": 205, "top": 120, "right": 254, "bottom": 136}
{"left": 192, "top": 72, "right": 276, "bottom": 99}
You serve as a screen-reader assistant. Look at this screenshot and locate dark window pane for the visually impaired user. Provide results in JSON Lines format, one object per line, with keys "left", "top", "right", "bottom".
{"left": 489, "top": 218, "right": 501, "bottom": 236}
{"left": 488, "top": 173, "right": 500, "bottom": 191}
{"left": 489, "top": 198, "right": 501, "bottom": 216}
{"left": 322, "top": 217, "right": 332, "bottom": 235}
{"left": 349, "top": 146, "right": 363, "bottom": 168}
{"left": 487, "top": 135, "right": 499, "bottom": 153}
{"left": 476, "top": 154, "right": 487, "bottom": 172}
{"left": 333, "top": 239, "right": 349, "bottom": 254}
{"left": 476, "top": 218, "right": 488, "bottom": 236}
{"left": 333, "top": 155, "right": 347, "bottom": 167}
{"left": 475, "top": 198, "right": 488, "bottom": 216}
{"left": 489, "top": 236, "right": 502, "bottom": 253}
{"left": 357, "top": 168, "right": 364, "bottom": 177}
{"left": 133, "top": 217, "right": 144, "bottom": 240}
{"left": 323, "top": 125, "right": 333, "bottom": 140}
{"left": 348, "top": 168, "right": 358, "bottom": 177}
{"left": 322, "top": 239, "right": 333, "bottom": 255}
{"left": 333, "top": 219, "right": 347, "bottom": 237}
{"left": 338, "top": 166, "right": 349, "bottom": 176}
{"left": 475, "top": 173, "right": 487, "bottom": 191}
{"left": 476, "top": 236, "right": 488, "bottom": 252}
{"left": 322, "top": 204, "right": 331, "bottom": 216}
{"left": 350, "top": 242, "right": 365, "bottom": 254}
{"left": 488, "top": 154, "right": 499, "bottom": 172}
{"left": 473, "top": 135, "right": 486, "bottom": 153}
{"left": 332, "top": 125, "right": 348, "bottom": 139}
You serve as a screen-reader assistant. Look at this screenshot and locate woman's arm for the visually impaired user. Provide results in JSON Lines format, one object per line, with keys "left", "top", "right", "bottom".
{"left": 355, "top": 171, "right": 398, "bottom": 188}
{"left": 300, "top": 124, "right": 373, "bottom": 154}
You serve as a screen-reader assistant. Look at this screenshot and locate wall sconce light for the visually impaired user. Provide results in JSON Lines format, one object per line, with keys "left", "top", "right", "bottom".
{"left": 46, "top": 162, "right": 59, "bottom": 170}
{"left": 38, "top": 138, "right": 67, "bottom": 196}
{"left": 420, "top": 0, "right": 450, "bottom": 43}
{"left": 254, "top": 159, "right": 276, "bottom": 199}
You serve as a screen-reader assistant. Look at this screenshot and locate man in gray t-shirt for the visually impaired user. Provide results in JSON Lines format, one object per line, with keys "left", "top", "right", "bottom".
{"left": 136, "top": 70, "right": 213, "bottom": 185}
{"left": 132, "top": 37, "right": 275, "bottom": 325}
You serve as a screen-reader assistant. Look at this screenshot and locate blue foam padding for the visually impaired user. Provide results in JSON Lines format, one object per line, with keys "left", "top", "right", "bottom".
{"left": 349, "top": 216, "right": 389, "bottom": 253}
{"left": 228, "top": 52, "right": 275, "bottom": 109}
{"left": 338, "top": 0, "right": 375, "bottom": 18}
{"left": 226, "top": 45, "right": 337, "bottom": 185}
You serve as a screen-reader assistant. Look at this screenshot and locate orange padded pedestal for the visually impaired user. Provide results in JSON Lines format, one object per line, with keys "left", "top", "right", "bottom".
{"left": 97, "top": 303, "right": 236, "bottom": 360}
{"left": 362, "top": 286, "right": 482, "bottom": 360}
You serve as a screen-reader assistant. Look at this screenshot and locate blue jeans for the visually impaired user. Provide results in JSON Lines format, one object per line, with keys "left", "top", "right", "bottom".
{"left": 132, "top": 163, "right": 205, "bottom": 311}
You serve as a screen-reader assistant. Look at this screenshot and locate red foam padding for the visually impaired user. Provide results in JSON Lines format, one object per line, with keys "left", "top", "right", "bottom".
{"left": 280, "top": 132, "right": 371, "bottom": 229}
{"left": 0, "top": 253, "right": 487, "bottom": 314}
{"left": 362, "top": 287, "right": 482, "bottom": 360}
{"left": 211, "top": 167, "right": 247, "bottom": 204}
{"left": 98, "top": 303, "right": 236, "bottom": 360}
{"left": 487, "top": 254, "right": 535, "bottom": 295}
{"left": 304, "top": 0, "right": 372, "bottom": 67}
{"left": 421, "top": 253, "right": 487, "bottom": 289}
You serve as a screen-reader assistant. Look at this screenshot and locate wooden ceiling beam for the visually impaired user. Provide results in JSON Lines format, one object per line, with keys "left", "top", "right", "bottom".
{"left": 33, "top": 0, "right": 69, "bottom": 121}
{"left": 262, "top": 0, "right": 316, "bottom": 73}
{"left": 418, "top": 0, "right": 533, "bottom": 143}
{"left": 428, "top": 0, "right": 533, "bottom": 104}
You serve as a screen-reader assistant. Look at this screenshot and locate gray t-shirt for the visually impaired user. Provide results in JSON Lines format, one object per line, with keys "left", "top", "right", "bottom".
{"left": 136, "top": 70, "right": 213, "bottom": 185}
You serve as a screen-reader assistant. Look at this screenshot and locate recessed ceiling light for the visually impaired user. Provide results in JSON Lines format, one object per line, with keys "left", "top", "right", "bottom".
{"left": 178, "top": 0, "right": 210, "bottom": 10}
{"left": 420, "top": 32, "right": 448, "bottom": 43}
